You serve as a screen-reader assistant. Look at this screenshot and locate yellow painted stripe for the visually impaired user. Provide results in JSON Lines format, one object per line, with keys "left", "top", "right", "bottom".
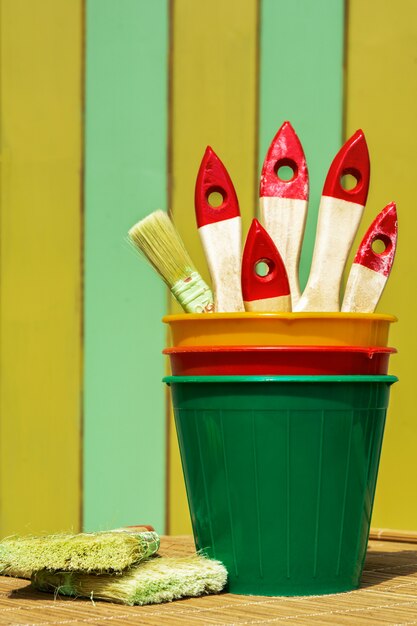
{"left": 346, "top": 1, "right": 417, "bottom": 529}
{"left": 169, "top": 0, "right": 259, "bottom": 533}
{"left": 0, "top": 1, "right": 82, "bottom": 534}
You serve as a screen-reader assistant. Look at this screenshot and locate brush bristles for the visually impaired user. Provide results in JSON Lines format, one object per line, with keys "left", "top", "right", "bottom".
{"left": 32, "top": 555, "right": 228, "bottom": 605}
{"left": 0, "top": 531, "right": 160, "bottom": 578}
{"left": 129, "top": 211, "right": 195, "bottom": 287}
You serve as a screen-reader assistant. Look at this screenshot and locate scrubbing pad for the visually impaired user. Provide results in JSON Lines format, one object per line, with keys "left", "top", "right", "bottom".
{"left": 0, "top": 531, "right": 159, "bottom": 578}
{"left": 32, "top": 554, "right": 228, "bottom": 605}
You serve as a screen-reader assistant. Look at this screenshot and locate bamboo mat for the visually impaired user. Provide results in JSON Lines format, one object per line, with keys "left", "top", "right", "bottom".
{"left": 0, "top": 535, "right": 416, "bottom": 625}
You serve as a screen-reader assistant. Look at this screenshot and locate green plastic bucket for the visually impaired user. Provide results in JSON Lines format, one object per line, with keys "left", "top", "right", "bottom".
{"left": 164, "top": 375, "right": 397, "bottom": 596}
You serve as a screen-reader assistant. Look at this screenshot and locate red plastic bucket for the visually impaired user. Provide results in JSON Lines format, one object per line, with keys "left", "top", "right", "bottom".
{"left": 164, "top": 345, "right": 396, "bottom": 376}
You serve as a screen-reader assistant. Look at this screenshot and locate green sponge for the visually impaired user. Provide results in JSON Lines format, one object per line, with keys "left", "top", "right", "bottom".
{"left": 0, "top": 531, "right": 160, "bottom": 578}
{"left": 32, "top": 554, "right": 227, "bottom": 605}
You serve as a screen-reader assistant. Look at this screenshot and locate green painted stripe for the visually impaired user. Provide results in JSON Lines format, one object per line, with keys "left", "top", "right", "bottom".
{"left": 259, "top": 0, "right": 345, "bottom": 289}
{"left": 84, "top": 0, "right": 168, "bottom": 532}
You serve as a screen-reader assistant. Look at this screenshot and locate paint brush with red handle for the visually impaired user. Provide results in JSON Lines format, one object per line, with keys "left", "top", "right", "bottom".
{"left": 342, "top": 202, "right": 398, "bottom": 312}
{"left": 241, "top": 218, "right": 291, "bottom": 312}
{"left": 195, "top": 146, "right": 244, "bottom": 312}
{"left": 260, "top": 121, "right": 309, "bottom": 307}
{"left": 295, "top": 130, "right": 370, "bottom": 312}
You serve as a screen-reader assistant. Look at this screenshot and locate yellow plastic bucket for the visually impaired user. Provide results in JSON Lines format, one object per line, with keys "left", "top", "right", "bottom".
{"left": 163, "top": 312, "right": 397, "bottom": 347}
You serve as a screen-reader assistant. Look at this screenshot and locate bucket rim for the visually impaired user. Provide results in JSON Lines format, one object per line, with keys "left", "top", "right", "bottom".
{"left": 163, "top": 345, "right": 397, "bottom": 355}
{"left": 163, "top": 375, "right": 399, "bottom": 384}
{"left": 163, "top": 312, "right": 398, "bottom": 323}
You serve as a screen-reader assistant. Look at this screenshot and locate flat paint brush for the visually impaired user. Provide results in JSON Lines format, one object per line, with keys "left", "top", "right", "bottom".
{"left": 129, "top": 210, "right": 214, "bottom": 313}
{"left": 259, "top": 121, "right": 308, "bottom": 307}
{"left": 342, "top": 202, "right": 398, "bottom": 312}
{"left": 0, "top": 530, "right": 160, "bottom": 579}
{"left": 295, "top": 130, "right": 370, "bottom": 312}
{"left": 33, "top": 554, "right": 227, "bottom": 606}
{"left": 195, "top": 146, "right": 245, "bottom": 312}
{"left": 242, "top": 219, "right": 291, "bottom": 312}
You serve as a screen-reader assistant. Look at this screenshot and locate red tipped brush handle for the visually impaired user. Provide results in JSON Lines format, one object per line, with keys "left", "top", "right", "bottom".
{"left": 322, "top": 129, "right": 370, "bottom": 205}
{"left": 195, "top": 146, "right": 240, "bottom": 227}
{"left": 342, "top": 202, "right": 398, "bottom": 312}
{"left": 242, "top": 219, "right": 291, "bottom": 312}
{"left": 260, "top": 121, "right": 309, "bottom": 200}
{"left": 259, "top": 121, "right": 309, "bottom": 306}
{"left": 195, "top": 147, "right": 244, "bottom": 312}
{"left": 296, "top": 130, "right": 370, "bottom": 312}
{"left": 353, "top": 201, "right": 397, "bottom": 275}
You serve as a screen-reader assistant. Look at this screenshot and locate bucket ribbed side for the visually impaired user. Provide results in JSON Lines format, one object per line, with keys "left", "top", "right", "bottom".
{"left": 170, "top": 380, "right": 391, "bottom": 595}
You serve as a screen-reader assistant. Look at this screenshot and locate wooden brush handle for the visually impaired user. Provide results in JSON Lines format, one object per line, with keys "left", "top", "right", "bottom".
{"left": 295, "top": 196, "right": 364, "bottom": 311}
{"left": 198, "top": 216, "right": 244, "bottom": 312}
{"left": 260, "top": 197, "right": 307, "bottom": 306}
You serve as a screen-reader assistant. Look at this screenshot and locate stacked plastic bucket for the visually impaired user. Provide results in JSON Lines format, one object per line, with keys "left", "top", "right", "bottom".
{"left": 163, "top": 312, "right": 397, "bottom": 596}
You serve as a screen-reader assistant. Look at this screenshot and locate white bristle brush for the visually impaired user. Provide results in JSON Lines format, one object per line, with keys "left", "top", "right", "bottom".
{"left": 128, "top": 210, "right": 214, "bottom": 313}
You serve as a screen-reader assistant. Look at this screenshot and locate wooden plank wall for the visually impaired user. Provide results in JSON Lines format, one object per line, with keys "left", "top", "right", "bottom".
{"left": 0, "top": 0, "right": 82, "bottom": 534}
{"left": 83, "top": 0, "right": 168, "bottom": 532}
{"left": 345, "top": 0, "right": 417, "bottom": 530}
{"left": 0, "top": 0, "right": 415, "bottom": 537}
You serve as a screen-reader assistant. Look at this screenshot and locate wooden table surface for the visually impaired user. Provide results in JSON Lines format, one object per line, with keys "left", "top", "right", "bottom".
{"left": 0, "top": 535, "right": 416, "bottom": 625}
